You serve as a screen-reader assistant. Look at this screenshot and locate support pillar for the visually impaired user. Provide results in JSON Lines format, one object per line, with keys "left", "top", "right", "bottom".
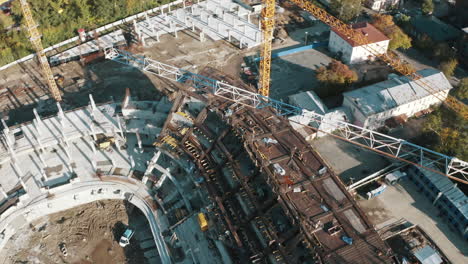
{"left": 116, "top": 115, "right": 125, "bottom": 140}
{"left": 90, "top": 137, "right": 97, "bottom": 171}
{"left": 133, "top": 20, "right": 142, "bottom": 42}
{"left": 128, "top": 155, "right": 135, "bottom": 178}
{"left": 11, "top": 162, "right": 27, "bottom": 191}
{"left": 0, "top": 185, "right": 8, "bottom": 199}
{"left": 146, "top": 151, "right": 162, "bottom": 174}
{"left": 136, "top": 131, "right": 143, "bottom": 151}
{"left": 89, "top": 94, "right": 98, "bottom": 141}
{"left": 200, "top": 31, "right": 205, "bottom": 42}
{"left": 247, "top": 11, "right": 251, "bottom": 23}
{"left": 33, "top": 119, "right": 45, "bottom": 152}
{"left": 433, "top": 191, "right": 443, "bottom": 205}
{"left": 18, "top": 177, "right": 27, "bottom": 193}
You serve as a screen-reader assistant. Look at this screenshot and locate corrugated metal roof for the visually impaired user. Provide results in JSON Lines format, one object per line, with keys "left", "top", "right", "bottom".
{"left": 413, "top": 246, "right": 443, "bottom": 264}
{"left": 343, "top": 69, "right": 452, "bottom": 117}
{"left": 288, "top": 91, "right": 328, "bottom": 115}
{"left": 418, "top": 166, "right": 468, "bottom": 220}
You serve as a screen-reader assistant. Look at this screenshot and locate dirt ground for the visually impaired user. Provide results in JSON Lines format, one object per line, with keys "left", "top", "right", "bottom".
{"left": 1, "top": 200, "right": 147, "bottom": 264}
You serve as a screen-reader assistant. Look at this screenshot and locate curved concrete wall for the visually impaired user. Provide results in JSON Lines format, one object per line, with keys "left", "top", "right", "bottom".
{"left": 0, "top": 179, "right": 171, "bottom": 263}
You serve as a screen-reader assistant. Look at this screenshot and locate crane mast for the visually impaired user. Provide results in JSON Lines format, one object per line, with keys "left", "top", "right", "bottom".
{"left": 19, "top": 0, "right": 62, "bottom": 102}
{"left": 258, "top": 0, "right": 276, "bottom": 97}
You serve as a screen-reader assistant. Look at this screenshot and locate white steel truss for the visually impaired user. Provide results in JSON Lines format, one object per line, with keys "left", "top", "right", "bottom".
{"left": 105, "top": 48, "right": 468, "bottom": 183}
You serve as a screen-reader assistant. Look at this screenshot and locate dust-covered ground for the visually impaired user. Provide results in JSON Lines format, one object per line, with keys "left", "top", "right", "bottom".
{"left": 1, "top": 200, "right": 147, "bottom": 264}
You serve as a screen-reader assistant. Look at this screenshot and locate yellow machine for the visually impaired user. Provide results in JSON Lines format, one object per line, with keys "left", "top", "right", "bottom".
{"left": 95, "top": 135, "right": 115, "bottom": 149}
{"left": 197, "top": 212, "right": 209, "bottom": 232}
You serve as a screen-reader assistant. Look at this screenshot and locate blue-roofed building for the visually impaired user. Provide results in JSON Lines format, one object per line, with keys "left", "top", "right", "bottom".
{"left": 343, "top": 69, "right": 452, "bottom": 129}
{"left": 407, "top": 165, "right": 468, "bottom": 240}
{"left": 409, "top": 15, "right": 462, "bottom": 43}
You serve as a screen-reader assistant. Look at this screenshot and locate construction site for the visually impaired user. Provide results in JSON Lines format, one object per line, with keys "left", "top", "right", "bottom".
{"left": 0, "top": 0, "right": 466, "bottom": 264}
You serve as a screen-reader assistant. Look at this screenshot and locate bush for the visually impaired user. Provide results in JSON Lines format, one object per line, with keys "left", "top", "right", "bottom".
{"left": 439, "top": 59, "right": 458, "bottom": 77}
{"left": 316, "top": 60, "right": 358, "bottom": 96}
{"left": 422, "top": 0, "right": 434, "bottom": 15}
{"left": 372, "top": 14, "right": 412, "bottom": 50}
{"left": 454, "top": 78, "right": 468, "bottom": 100}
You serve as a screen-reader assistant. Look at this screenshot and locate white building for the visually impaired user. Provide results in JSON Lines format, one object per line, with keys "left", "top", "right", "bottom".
{"left": 343, "top": 69, "right": 453, "bottom": 129}
{"left": 366, "top": 0, "right": 400, "bottom": 11}
{"left": 328, "top": 22, "right": 389, "bottom": 64}
{"left": 288, "top": 91, "right": 352, "bottom": 140}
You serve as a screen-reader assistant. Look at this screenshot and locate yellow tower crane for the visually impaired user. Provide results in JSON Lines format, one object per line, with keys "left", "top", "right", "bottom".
{"left": 258, "top": 0, "right": 276, "bottom": 97}
{"left": 258, "top": 0, "right": 467, "bottom": 118}
{"left": 19, "top": 0, "right": 62, "bottom": 102}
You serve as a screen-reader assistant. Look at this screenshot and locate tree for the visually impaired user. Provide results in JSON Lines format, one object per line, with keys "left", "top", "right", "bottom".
{"left": 434, "top": 43, "right": 456, "bottom": 61}
{"left": 421, "top": 0, "right": 434, "bottom": 15}
{"left": 330, "top": 0, "right": 362, "bottom": 22}
{"left": 439, "top": 59, "right": 458, "bottom": 77}
{"left": 454, "top": 78, "right": 468, "bottom": 100}
{"left": 387, "top": 27, "right": 412, "bottom": 50}
{"left": 1, "top": 0, "right": 166, "bottom": 66}
{"left": 423, "top": 107, "right": 468, "bottom": 160}
{"left": 316, "top": 60, "right": 358, "bottom": 96}
{"left": 414, "top": 34, "right": 433, "bottom": 50}
{"left": 372, "top": 14, "right": 412, "bottom": 50}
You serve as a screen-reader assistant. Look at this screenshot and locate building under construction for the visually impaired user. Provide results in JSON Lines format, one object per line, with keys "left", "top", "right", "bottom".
{"left": 0, "top": 0, "right": 466, "bottom": 263}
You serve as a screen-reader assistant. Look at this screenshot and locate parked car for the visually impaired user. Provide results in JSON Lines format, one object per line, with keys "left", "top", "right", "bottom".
{"left": 119, "top": 228, "right": 135, "bottom": 247}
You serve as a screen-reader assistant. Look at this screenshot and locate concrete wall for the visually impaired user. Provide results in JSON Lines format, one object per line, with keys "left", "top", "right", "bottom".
{"left": 343, "top": 96, "right": 367, "bottom": 127}
{"left": 328, "top": 31, "right": 389, "bottom": 64}
{"left": 349, "top": 40, "right": 389, "bottom": 64}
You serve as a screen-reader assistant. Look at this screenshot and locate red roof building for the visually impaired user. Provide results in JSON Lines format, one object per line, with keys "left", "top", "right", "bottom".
{"left": 329, "top": 22, "right": 390, "bottom": 64}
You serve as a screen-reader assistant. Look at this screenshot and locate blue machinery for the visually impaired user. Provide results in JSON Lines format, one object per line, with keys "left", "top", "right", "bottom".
{"left": 104, "top": 48, "right": 468, "bottom": 184}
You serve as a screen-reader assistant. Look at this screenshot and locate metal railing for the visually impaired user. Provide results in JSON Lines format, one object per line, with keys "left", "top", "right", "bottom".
{"left": 105, "top": 48, "right": 468, "bottom": 183}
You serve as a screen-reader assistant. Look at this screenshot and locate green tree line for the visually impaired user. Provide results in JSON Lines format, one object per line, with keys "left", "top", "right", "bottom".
{"left": 0, "top": 0, "right": 175, "bottom": 66}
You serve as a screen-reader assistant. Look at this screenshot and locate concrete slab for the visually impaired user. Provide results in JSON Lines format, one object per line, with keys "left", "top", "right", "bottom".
{"left": 358, "top": 180, "right": 468, "bottom": 264}
{"left": 311, "top": 135, "right": 390, "bottom": 185}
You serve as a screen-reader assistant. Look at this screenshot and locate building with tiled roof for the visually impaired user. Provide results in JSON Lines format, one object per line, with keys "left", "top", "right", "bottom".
{"left": 328, "top": 22, "right": 389, "bottom": 64}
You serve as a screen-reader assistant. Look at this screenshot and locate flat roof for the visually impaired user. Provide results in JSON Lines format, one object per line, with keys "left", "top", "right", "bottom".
{"left": 343, "top": 69, "right": 452, "bottom": 117}
{"left": 331, "top": 22, "right": 389, "bottom": 47}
